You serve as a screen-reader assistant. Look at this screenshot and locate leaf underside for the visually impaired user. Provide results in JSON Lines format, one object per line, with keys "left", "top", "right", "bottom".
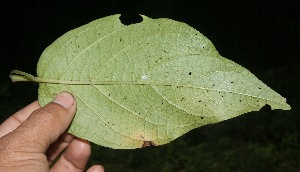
{"left": 10, "top": 14, "right": 290, "bottom": 149}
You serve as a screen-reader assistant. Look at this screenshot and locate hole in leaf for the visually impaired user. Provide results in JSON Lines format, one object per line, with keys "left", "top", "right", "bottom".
{"left": 119, "top": 14, "right": 143, "bottom": 25}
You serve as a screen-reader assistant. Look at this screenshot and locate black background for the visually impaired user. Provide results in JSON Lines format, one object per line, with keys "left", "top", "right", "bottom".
{"left": 1, "top": 0, "right": 299, "bottom": 171}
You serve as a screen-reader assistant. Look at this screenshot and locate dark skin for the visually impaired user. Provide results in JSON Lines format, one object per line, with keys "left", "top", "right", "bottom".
{"left": 0, "top": 92, "right": 104, "bottom": 172}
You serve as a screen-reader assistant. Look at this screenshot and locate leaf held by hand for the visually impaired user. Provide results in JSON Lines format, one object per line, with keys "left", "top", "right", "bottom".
{"left": 10, "top": 14, "right": 291, "bottom": 149}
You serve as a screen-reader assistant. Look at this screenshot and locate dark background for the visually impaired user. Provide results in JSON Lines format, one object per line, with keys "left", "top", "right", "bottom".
{"left": 0, "top": 0, "right": 299, "bottom": 171}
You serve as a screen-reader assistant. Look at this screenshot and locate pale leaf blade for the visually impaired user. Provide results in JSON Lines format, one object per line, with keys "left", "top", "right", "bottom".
{"left": 15, "top": 14, "right": 289, "bottom": 149}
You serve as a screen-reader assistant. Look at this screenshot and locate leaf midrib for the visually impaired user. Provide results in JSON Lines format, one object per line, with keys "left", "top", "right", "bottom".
{"left": 38, "top": 79, "right": 287, "bottom": 109}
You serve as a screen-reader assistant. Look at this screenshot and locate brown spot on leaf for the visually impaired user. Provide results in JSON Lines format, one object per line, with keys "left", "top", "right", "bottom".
{"left": 142, "top": 141, "right": 157, "bottom": 147}
{"left": 142, "top": 141, "right": 151, "bottom": 147}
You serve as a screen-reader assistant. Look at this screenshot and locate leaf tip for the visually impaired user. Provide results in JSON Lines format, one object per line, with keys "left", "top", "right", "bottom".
{"left": 279, "top": 97, "right": 292, "bottom": 110}
{"left": 283, "top": 103, "right": 291, "bottom": 110}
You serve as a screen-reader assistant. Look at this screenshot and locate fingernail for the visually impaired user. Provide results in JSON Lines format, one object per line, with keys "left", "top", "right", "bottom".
{"left": 53, "top": 92, "right": 75, "bottom": 109}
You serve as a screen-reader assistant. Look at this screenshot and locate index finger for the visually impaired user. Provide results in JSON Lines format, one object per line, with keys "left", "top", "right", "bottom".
{"left": 0, "top": 100, "right": 40, "bottom": 137}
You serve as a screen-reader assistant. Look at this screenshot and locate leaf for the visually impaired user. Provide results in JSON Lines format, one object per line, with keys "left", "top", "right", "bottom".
{"left": 10, "top": 14, "right": 291, "bottom": 149}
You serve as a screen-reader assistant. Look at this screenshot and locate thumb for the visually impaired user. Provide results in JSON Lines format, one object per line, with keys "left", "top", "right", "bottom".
{"left": 7, "top": 92, "right": 76, "bottom": 153}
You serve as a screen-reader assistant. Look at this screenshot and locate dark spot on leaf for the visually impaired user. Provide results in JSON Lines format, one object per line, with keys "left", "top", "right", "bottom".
{"left": 258, "top": 87, "right": 261, "bottom": 89}
{"left": 119, "top": 38, "right": 122, "bottom": 41}
{"left": 212, "top": 84, "right": 215, "bottom": 86}
{"left": 239, "top": 100, "right": 242, "bottom": 102}
{"left": 231, "top": 81, "right": 234, "bottom": 83}
{"left": 199, "top": 100, "right": 201, "bottom": 102}
{"left": 201, "top": 117, "right": 204, "bottom": 119}
{"left": 188, "top": 72, "right": 192, "bottom": 75}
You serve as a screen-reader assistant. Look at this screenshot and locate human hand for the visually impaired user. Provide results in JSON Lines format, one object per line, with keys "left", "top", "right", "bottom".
{"left": 0, "top": 92, "right": 104, "bottom": 172}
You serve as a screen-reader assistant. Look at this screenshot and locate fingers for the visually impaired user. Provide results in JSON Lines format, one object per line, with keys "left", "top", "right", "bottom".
{"left": 50, "top": 138, "right": 91, "bottom": 172}
{"left": 0, "top": 101, "right": 40, "bottom": 137}
{"left": 46, "top": 132, "right": 75, "bottom": 165}
{"left": 86, "top": 165, "right": 105, "bottom": 172}
{"left": 50, "top": 138, "right": 105, "bottom": 172}
{"left": 4, "top": 92, "right": 76, "bottom": 153}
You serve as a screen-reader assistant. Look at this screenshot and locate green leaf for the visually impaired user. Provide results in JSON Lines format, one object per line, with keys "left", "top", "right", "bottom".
{"left": 10, "top": 14, "right": 290, "bottom": 149}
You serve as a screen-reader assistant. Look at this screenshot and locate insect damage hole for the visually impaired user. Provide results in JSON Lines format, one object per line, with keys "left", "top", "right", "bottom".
{"left": 119, "top": 13, "right": 143, "bottom": 25}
